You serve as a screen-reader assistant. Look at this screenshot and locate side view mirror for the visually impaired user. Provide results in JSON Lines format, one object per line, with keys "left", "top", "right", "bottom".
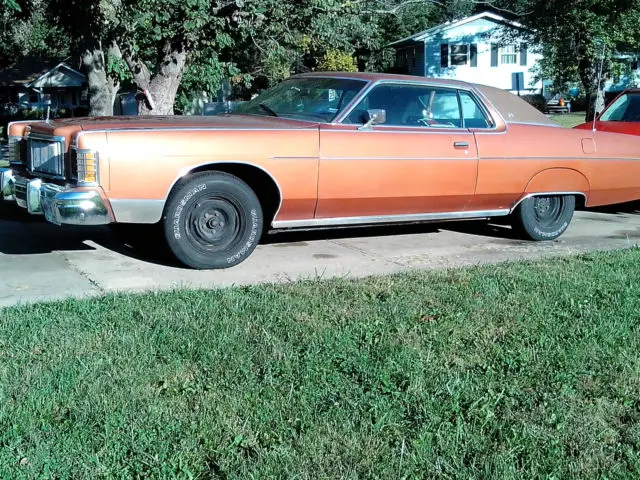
{"left": 359, "top": 109, "right": 386, "bottom": 130}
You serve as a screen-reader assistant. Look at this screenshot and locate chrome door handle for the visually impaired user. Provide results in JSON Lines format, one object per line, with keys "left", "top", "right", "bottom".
{"left": 454, "top": 141, "right": 469, "bottom": 148}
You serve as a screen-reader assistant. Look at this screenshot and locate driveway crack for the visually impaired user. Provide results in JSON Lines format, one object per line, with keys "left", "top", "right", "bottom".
{"left": 59, "top": 252, "right": 106, "bottom": 294}
{"left": 328, "top": 239, "right": 407, "bottom": 267}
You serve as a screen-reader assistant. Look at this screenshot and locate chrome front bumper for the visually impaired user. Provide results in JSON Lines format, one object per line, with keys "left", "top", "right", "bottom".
{"left": 0, "top": 168, "right": 113, "bottom": 226}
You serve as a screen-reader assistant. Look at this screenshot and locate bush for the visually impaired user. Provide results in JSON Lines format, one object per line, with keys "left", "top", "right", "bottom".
{"left": 570, "top": 96, "right": 588, "bottom": 112}
{"left": 317, "top": 50, "right": 357, "bottom": 72}
{"left": 520, "top": 94, "right": 547, "bottom": 113}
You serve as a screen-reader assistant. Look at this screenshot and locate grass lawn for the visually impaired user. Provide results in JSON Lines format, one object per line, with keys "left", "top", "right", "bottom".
{"left": 1, "top": 250, "right": 640, "bottom": 478}
{"left": 549, "top": 112, "right": 587, "bottom": 128}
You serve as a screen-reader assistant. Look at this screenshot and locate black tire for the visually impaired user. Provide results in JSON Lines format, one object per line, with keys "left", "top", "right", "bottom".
{"left": 511, "top": 194, "right": 575, "bottom": 241}
{"left": 162, "top": 171, "right": 263, "bottom": 269}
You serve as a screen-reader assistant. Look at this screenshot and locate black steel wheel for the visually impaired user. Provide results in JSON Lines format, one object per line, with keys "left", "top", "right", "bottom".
{"left": 163, "top": 171, "right": 263, "bottom": 269}
{"left": 511, "top": 194, "right": 575, "bottom": 241}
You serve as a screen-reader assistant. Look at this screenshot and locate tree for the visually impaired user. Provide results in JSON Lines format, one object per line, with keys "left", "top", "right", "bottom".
{"left": 0, "top": 0, "right": 69, "bottom": 69}
{"left": 46, "top": 0, "right": 241, "bottom": 115}
{"left": 494, "top": 0, "right": 640, "bottom": 118}
{"left": 4, "top": 0, "right": 528, "bottom": 116}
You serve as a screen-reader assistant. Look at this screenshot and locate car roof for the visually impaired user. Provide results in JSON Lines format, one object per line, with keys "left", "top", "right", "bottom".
{"left": 295, "top": 71, "right": 557, "bottom": 127}
{"left": 294, "top": 71, "right": 476, "bottom": 89}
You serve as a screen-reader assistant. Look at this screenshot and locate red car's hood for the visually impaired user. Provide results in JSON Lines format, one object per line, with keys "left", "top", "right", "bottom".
{"left": 574, "top": 120, "right": 640, "bottom": 135}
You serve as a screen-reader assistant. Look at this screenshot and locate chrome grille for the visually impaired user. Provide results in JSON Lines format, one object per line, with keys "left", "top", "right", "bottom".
{"left": 27, "top": 136, "right": 65, "bottom": 177}
{"left": 14, "top": 178, "right": 27, "bottom": 208}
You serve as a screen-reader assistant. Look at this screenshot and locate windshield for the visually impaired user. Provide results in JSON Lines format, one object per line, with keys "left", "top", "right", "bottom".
{"left": 600, "top": 92, "right": 640, "bottom": 122}
{"left": 234, "top": 77, "right": 368, "bottom": 122}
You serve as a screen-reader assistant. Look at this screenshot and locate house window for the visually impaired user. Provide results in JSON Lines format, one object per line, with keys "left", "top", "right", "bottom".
{"left": 450, "top": 45, "right": 469, "bottom": 66}
{"left": 395, "top": 49, "right": 407, "bottom": 68}
{"left": 501, "top": 45, "right": 518, "bottom": 64}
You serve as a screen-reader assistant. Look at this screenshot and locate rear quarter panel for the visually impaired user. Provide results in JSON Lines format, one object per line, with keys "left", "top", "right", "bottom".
{"left": 469, "top": 124, "right": 589, "bottom": 210}
{"left": 472, "top": 122, "right": 640, "bottom": 209}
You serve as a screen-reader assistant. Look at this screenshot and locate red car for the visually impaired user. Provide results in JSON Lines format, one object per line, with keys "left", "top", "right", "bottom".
{"left": 575, "top": 89, "right": 640, "bottom": 135}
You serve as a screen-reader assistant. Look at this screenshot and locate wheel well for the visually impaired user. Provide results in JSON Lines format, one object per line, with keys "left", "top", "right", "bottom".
{"left": 511, "top": 192, "right": 587, "bottom": 213}
{"left": 174, "top": 163, "right": 282, "bottom": 224}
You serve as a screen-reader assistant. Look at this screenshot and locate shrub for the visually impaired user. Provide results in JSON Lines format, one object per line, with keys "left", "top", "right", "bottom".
{"left": 520, "top": 94, "right": 547, "bottom": 113}
{"left": 317, "top": 50, "right": 357, "bottom": 72}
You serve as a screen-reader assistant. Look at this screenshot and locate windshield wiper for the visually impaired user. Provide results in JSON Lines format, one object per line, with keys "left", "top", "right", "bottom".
{"left": 259, "top": 103, "right": 279, "bottom": 117}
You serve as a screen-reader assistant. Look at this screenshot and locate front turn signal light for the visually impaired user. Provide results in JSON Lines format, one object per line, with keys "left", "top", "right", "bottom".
{"left": 74, "top": 149, "right": 99, "bottom": 186}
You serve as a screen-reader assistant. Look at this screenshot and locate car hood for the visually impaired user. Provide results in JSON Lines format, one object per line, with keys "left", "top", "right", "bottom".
{"left": 574, "top": 120, "right": 640, "bottom": 135}
{"left": 26, "top": 114, "right": 319, "bottom": 146}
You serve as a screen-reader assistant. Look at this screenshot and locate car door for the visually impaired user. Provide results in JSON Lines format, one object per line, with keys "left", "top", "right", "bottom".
{"left": 315, "top": 82, "right": 479, "bottom": 220}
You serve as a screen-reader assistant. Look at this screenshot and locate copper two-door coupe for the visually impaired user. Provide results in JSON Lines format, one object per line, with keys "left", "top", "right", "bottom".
{"left": 3, "top": 72, "right": 640, "bottom": 269}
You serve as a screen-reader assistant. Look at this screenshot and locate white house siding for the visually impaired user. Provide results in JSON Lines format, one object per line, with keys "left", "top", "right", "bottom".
{"left": 421, "top": 18, "right": 542, "bottom": 93}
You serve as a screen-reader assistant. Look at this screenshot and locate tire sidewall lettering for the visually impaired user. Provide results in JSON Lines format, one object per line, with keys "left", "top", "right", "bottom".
{"left": 173, "top": 183, "right": 207, "bottom": 240}
{"left": 533, "top": 221, "right": 568, "bottom": 238}
{"left": 227, "top": 208, "right": 259, "bottom": 264}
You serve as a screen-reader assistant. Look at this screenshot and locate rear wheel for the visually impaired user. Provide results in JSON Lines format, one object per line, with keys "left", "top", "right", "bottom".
{"left": 162, "top": 171, "right": 263, "bottom": 269}
{"left": 511, "top": 194, "right": 575, "bottom": 241}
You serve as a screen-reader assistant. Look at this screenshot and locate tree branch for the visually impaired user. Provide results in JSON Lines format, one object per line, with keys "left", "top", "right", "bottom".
{"left": 121, "top": 42, "right": 152, "bottom": 90}
{"left": 347, "top": 0, "right": 532, "bottom": 16}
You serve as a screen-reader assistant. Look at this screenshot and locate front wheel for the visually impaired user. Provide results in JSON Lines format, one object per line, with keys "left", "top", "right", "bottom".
{"left": 162, "top": 171, "right": 264, "bottom": 269}
{"left": 511, "top": 195, "right": 575, "bottom": 241}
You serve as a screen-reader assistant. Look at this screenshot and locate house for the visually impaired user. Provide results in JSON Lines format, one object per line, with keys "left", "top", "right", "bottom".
{"left": 0, "top": 57, "right": 89, "bottom": 114}
{"left": 388, "top": 11, "right": 543, "bottom": 95}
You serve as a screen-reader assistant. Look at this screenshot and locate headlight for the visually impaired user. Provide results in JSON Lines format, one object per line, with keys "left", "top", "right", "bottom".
{"left": 71, "top": 148, "right": 99, "bottom": 186}
{"left": 7, "top": 135, "right": 25, "bottom": 165}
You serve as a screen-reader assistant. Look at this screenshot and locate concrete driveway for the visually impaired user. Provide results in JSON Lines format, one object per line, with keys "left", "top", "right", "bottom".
{"left": 1, "top": 200, "right": 640, "bottom": 308}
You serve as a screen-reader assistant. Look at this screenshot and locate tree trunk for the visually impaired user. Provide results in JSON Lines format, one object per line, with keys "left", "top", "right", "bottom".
{"left": 82, "top": 48, "right": 119, "bottom": 117}
{"left": 124, "top": 40, "right": 187, "bottom": 115}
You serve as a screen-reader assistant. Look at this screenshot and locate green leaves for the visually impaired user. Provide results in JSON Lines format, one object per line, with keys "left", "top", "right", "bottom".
{"left": 1, "top": 0, "right": 20, "bottom": 12}
{"left": 503, "top": 0, "right": 640, "bottom": 94}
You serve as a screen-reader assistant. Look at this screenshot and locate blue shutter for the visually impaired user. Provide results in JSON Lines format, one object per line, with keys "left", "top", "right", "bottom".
{"left": 470, "top": 44, "right": 478, "bottom": 67}
{"left": 441, "top": 44, "right": 449, "bottom": 68}
{"left": 520, "top": 44, "right": 528, "bottom": 66}
{"left": 491, "top": 44, "right": 499, "bottom": 67}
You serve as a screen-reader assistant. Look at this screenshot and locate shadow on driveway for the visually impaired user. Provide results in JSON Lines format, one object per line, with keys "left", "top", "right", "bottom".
{"left": 2, "top": 198, "right": 638, "bottom": 268}
{"left": 585, "top": 200, "right": 640, "bottom": 215}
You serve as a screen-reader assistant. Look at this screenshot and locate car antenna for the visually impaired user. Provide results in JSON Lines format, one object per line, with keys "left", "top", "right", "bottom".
{"left": 593, "top": 41, "right": 607, "bottom": 132}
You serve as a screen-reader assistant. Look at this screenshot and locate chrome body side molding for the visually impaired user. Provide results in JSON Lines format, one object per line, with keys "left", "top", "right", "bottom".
{"left": 271, "top": 209, "right": 510, "bottom": 230}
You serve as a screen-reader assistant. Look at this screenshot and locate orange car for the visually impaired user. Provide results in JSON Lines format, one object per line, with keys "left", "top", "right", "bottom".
{"left": 2, "top": 72, "right": 640, "bottom": 269}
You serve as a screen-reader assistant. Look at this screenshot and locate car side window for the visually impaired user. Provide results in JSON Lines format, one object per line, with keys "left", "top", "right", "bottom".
{"left": 343, "top": 83, "right": 463, "bottom": 128}
{"left": 600, "top": 93, "right": 640, "bottom": 122}
{"left": 458, "top": 90, "right": 491, "bottom": 128}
